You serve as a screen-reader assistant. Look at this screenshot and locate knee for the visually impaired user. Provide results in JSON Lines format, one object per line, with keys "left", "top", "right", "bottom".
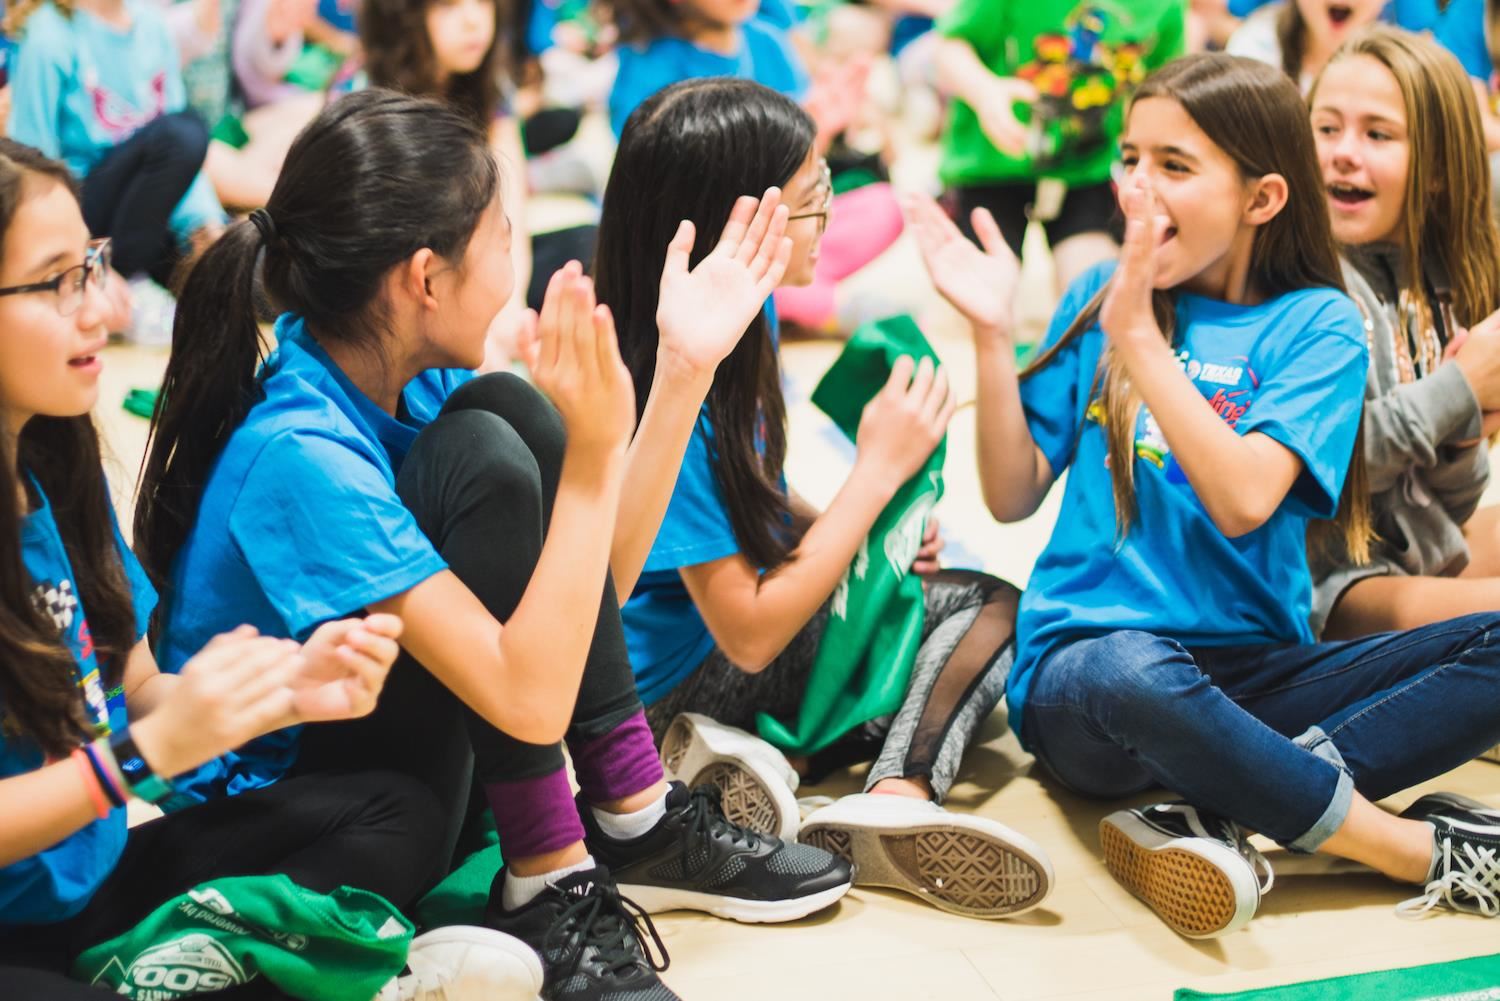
{"left": 1063, "top": 631, "right": 1189, "bottom": 723}
{"left": 144, "top": 111, "right": 211, "bottom": 167}
{"left": 342, "top": 771, "right": 448, "bottom": 856}
{"left": 404, "top": 408, "right": 545, "bottom": 511}
{"left": 443, "top": 373, "right": 566, "bottom": 466}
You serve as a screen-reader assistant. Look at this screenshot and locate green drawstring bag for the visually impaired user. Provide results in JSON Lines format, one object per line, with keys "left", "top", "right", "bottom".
{"left": 756, "top": 314, "right": 945, "bottom": 756}
{"left": 1175, "top": 951, "right": 1500, "bottom": 1000}
{"left": 73, "top": 876, "right": 412, "bottom": 1000}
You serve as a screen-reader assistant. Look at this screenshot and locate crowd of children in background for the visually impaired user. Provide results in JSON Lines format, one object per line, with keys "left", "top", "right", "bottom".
{"left": 4, "top": 0, "right": 1500, "bottom": 998}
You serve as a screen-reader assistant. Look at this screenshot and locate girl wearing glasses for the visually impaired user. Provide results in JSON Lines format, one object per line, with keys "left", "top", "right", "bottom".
{"left": 602, "top": 78, "right": 1055, "bottom": 920}
{"left": 0, "top": 138, "right": 543, "bottom": 1000}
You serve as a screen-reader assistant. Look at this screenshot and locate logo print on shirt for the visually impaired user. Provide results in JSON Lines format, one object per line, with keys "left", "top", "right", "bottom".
{"left": 33, "top": 578, "right": 79, "bottom": 632}
{"left": 84, "top": 68, "right": 167, "bottom": 141}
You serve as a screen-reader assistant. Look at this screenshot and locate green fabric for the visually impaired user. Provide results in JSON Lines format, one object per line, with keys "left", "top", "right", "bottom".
{"left": 285, "top": 44, "right": 345, "bottom": 92}
{"left": 210, "top": 113, "right": 250, "bottom": 150}
{"left": 413, "top": 825, "right": 503, "bottom": 930}
{"left": 1175, "top": 952, "right": 1500, "bottom": 1001}
{"left": 756, "top": 315, "right": 944, "bottom": 756}
{"left": 123, "top": 387, "right": 159, "bottom": 420}
{"left": 937, "top": 0, "right": 1185, "bottom": 188}
{"left": 73, "top": 876, "right": 412, "bottom": 1000}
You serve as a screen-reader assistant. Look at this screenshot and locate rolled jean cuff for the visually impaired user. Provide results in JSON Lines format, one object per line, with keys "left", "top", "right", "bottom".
{"left": 1286, "top": 726, "right": 1355, "bottom": 853}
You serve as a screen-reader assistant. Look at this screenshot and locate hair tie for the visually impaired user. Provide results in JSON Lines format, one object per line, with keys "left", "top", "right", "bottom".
{"left": 249, "top": 208, "right": 278, "bottom": 245}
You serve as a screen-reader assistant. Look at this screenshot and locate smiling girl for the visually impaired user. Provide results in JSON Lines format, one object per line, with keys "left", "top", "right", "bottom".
{"left": 911, "top": 52, "right": 1500, "bottom": 939}
{"left": 1228, "top": 0, "right": 1385, "bottom": 91}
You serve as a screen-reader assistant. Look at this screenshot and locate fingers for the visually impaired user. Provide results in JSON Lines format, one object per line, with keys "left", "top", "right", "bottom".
{"left": 752, "top": 206, "right": 792, "bottom": 295}
{"left": 358, "top": 612, "right": 403, "bottom": 641}
{"left": 593, "top": 303, "right": 625, "bottom": 379}
{"left": 971, "top": 207, "right": 1013, "bottom": 264}
{"left": 716, "top": 195, "right": 757, "bottom": 257}
{"left": 662, "top": 220, "right": 694, "bottom": 279}
{"left": 907, "top": 355, "right": 936, "bottom": 411}
{"left": 884, "top": 354, "right": 916, "bottom": 399}
{"left": 340, "top": 625, "right": 401, "bottom": 674}
{"left": 202, "top": 624, "right": 259, "bottom": 651}
{"left": 536, "top": 266, "right": 568, "bottom": 372}
{"left": 735, "top": 188, "right": 782, "bottom": 266}
{"left": 1116, "top": 181, "right": 1159, "bottom": 294}
{"left": 515, "top": 309, "right": 540, "bottom": 371}
{"left": 556, "top": 261, "right": 586, "bottom": 380}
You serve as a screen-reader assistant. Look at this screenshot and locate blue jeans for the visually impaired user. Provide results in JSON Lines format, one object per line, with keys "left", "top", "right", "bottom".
{"left": 1023, "top": 613, "right": 1500, "bottom": 851}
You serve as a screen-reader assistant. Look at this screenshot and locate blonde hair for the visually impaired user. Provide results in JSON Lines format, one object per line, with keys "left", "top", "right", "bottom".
{"left": 5, "top": 0, "right": 73, "bottom": 38}
{"left": 1024, "top": 53, "right": 1371, "bottom": 561}
{"left": 1314, "top": 26, "right": 1500, "bottom": 352}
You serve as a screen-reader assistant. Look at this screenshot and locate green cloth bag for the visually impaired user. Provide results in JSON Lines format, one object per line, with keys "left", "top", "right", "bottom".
{"left": 73, "top": 876, "right": 412, "bottom": 1000}
{"left": 1175, "top": 952, "right": 1500, "bottom": 1001}
{"left": 756, "top": 314, "right": 945, "bottom": 756}
{"left": 413, "top": 822, "right": 503, "bottom": 930}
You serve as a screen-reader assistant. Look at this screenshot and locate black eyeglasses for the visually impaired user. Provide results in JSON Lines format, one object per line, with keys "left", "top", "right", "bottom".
{"left": 0, "top": 239, "right": 112, "bottom": 317}
{"left": 787, "top": 160, "right": 833, "bottom": 236}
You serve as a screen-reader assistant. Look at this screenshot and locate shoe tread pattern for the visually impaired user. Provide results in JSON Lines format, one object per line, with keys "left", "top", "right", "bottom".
{"left": 1099, "top": 820, "right": 1239, "bottom": 938}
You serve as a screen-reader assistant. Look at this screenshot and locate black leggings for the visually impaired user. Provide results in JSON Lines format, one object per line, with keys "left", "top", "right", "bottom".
{"left": 81, "top": 111, "right": 210, "bottom": 287}
{"left": 294, "top": 374, "right": 647, "bottom": 868}
{"left": 0, "top": 771, "right": 442, "bottom": 1000}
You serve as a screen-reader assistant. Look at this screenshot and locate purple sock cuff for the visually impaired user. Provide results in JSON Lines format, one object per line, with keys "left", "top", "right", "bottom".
{"left": 569, "top": 711, "right": 664, "bottom": 804}
{"left": 484, "top": 769, "right": 585, "bottom": 859}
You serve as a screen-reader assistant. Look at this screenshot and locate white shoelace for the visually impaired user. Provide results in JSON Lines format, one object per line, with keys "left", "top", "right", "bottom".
{"left": 1158, "top": 804, "right": 1276, "bottom": 895}
{"left": 1396, "top": 836, "right": 1500, "bottom": 920}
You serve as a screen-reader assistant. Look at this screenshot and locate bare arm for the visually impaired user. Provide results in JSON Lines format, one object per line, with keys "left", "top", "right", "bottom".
{"left": 610, "top": 194, "right": 792, "bottom": 599}
{"left": 681, "top": 357, "right": 954, "bottom": 671}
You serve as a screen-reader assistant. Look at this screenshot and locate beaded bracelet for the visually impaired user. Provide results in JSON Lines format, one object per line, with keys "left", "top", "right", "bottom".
{"left": 71, "top": 748, "right": 112, "bottom": 820}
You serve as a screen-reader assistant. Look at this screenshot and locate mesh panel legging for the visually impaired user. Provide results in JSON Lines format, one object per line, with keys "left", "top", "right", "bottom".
{"left": 645, "top": 570, "right": 1020, "bottom": 803}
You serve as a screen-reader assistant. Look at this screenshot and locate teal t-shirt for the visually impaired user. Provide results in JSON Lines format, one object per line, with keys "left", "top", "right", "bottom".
{"left": 0, "top": 477, "right": 156, "bottom": 926}
{"left": 1009, "top": 263, "right": 1368, "bottom": 748}
{"left": 938, "top": 0, "right": 1186, "bottom": 188}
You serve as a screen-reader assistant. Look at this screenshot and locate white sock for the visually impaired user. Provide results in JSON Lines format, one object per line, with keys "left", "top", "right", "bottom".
{"left": 501, "top": 854, "right": 596, "bottom": 911}
{"left": 591, "top": 790, "right": 669, "bottom": 842}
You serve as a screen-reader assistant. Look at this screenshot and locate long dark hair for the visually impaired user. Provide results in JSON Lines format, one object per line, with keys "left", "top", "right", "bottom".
{"left": 1023, "top": 54, "right": 1371, "bottom": 559}
{"left": 136, "top": 90, "right": 499, "bottom": 611}
{"left": 360, "top": 0, "right": 514, "bottom": 130}
{"left": 595, "top": 78, "right": 815, "bottom": 569}
{"left": 0, "top": 140, "right": 137, "bottom": 758}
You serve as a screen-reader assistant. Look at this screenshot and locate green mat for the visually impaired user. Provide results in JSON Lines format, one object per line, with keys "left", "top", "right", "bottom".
{"left": 1176, "top": 952, "right": 1500, "bottom": 1001}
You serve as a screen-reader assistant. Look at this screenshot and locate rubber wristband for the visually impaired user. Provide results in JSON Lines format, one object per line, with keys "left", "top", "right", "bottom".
{"left": 83, "top": 740, "right": 127, "bottom": 808}
{"left": 71, "top": 748, "right": 112, "bottom": 819}
{"left": 108, "top": 727, "right": 174, "bottom": 805}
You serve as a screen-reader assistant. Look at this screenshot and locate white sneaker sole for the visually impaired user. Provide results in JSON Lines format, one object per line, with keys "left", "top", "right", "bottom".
{"left": 799, "top": 796, "right": 1054, "bottom": 919}
{"left": 405, "top": 926, "right": 544, "bottom": 1000}
{"left": 660, "top": 713, "right": 800, "bottom": 841}
{"left": 1098, "top": 811, "right": 1260, "bottom": 940}
{"left": 614, "top": 878, "right": 851, "bottom": 924}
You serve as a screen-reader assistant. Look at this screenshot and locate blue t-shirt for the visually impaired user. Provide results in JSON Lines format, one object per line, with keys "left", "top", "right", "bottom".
{"left": 1, "top": 477, "right": 156, "bottom": 926}
{"left": 1010, "top": 263, "right": 1368, "bottom": 747}
{"left": 156, "top": 315, "right": 470, "bottom": 803}
{"left": 623, "top": 410, "right": 738, "bottom": 704}
{"left": 609, "top": 15, "right": 809, "bottom": 135}
{"left": 9, "top": 1, "right": 226, "bottom": 243}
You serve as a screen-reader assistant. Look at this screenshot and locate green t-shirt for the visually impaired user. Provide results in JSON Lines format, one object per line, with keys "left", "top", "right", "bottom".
{"left": 938, "top": 0, "right": 1187, "bottom": 188}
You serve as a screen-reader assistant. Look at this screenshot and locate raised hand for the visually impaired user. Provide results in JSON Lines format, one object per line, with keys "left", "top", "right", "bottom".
{"left": 518, "top": 261, "right": 636, "bottom": 460}
{"left": 291, "top": 614, "right": 403, "bottom": 721}
{"left": 855, "top": 355, "right": 956, "bottom": 492}
{"left": 1452, "top": 308, "right": 1500, "bottom": 413}
{"left": 656, "top": 190, "right": 792, "bottom": 377}
{"left": 1099, "top": 180, "right": 1169, "bottom": 346}
{"left": 906, "top": 192, "right": 1019, "bottom": 340}
{"left": 974, "top": 76, "right": 1038, "bottom": 158}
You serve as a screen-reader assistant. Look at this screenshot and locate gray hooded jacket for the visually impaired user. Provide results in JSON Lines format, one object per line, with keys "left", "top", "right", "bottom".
{"left": 1309, "top": 246, "right": 1489, "bottom": 635}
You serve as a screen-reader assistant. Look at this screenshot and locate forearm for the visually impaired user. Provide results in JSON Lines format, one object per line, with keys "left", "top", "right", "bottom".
{"left": 974, "top": 334, "right": 1051, "bottom": 520}
{"left": 612, "top": 357, "right": 714, "bottom": 600}
{"left": 494, "top": 448, "right": 626, "bottom": 737}
{"left": 1116, "top": 334, "right": 1287, "bottom": 535}
{"left": 721, "top": 464, "right": 896, "bottom": 669}
{"left": 0, "top": 762, "right": 105, "bottom": 869}
{"left": 935, "top": 37, "right": 994, "bottom": 103}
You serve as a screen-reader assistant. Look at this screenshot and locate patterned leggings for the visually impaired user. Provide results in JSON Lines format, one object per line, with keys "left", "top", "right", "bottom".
{"left": 645, "top": 570, "right": 1019, "bottom": 803}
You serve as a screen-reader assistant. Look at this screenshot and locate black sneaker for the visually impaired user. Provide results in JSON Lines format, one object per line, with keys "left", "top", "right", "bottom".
{"left": 1398, "top": 792, "right": 1500, "bottom": 918}
{"left": 581, "top": 781, "right": 853, "bottom": 924}
{"left": 484, "top": 865, "right": 680, "bottom": 1001}
{"left": 1099, "top": 802, "right": 1272, "bottom": 939}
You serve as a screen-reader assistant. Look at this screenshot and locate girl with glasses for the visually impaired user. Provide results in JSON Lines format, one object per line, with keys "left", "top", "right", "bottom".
{"left": 601, "top": 77, "right": 1055, "bottom": 920}
{"left": 0, "top": 137, "right": 541, "bottom": 1001}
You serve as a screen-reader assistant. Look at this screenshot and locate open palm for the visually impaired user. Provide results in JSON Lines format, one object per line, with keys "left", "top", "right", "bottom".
{"left": 906, "top": 193, "right": 1019, "bottom": 336}
{"left": 656, "top": 189, "right": 792, "bottom": 374}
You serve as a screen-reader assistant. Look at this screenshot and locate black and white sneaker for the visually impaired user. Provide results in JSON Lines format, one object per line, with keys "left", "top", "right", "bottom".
{"left": 1099, "top": 802, "right": 1272, "bottom": 939}
{"left": 1398, "top": 792, "right": 1500, "bottom": 919}
{"left": 484, "top": 865, "right": 679, "bottom": 1001}
{"left": 581, "top": 781, "right": 853, "bottom": 924}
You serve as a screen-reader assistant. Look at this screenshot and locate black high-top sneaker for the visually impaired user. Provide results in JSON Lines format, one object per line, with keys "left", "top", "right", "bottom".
{"left": 1099, "top": 801, "right": 1273, "bottom": 939}
{"left": 484, "top": 865, "right": 680, "bottom": 1001}
{"left": 1398, "top": 792, "right": 1500, "bottom": 919}
{"left": 581, "top": 781, "right": 853, "bottom": 924}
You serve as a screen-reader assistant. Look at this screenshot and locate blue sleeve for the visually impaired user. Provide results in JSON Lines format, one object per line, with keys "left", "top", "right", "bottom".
{"left": 641, "top": 415, "right": 743, "bottom": 573}
{"left": 757, "top": 0, "right": 798, "bottom": 31}
{"left": 228, "top": 431, "right": 448, "bottom": 638}
{"left": 1237, "top": 296, "right": 1370, "bottom": 520}
{"left": 610, "top": 42, "right": 681, "bottom": 136}
{"left": 9, "top": 14, "right": 68, "bottom": 160}
{"left": 1228, "top": 0, "right": 1273, "bottom": 15}
{"left": 1394, "top": 0, "right": 1491, "bottom": 79}
{"left": 1019, "top": 263, "right": 1112, "bottom": 476}
{"left": 108, "top": 501, "right": 157, "bottom": 641}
